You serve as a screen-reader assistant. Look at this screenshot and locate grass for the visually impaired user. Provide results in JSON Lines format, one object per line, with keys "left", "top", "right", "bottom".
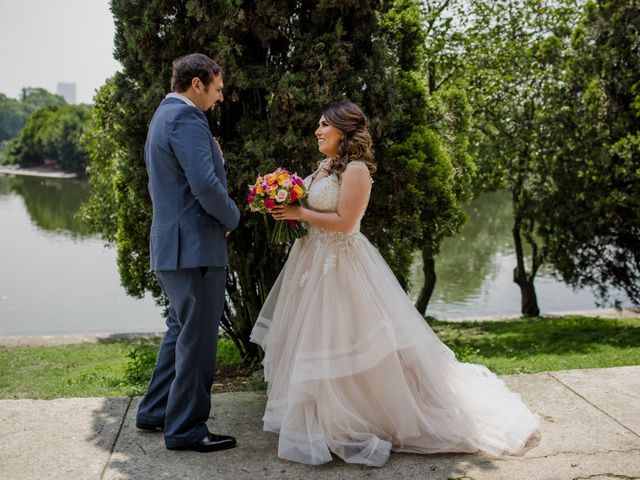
{"left": 0, "top": 315, "right": 638, "bottom": 399}
{"left": 0, "top": 339, "right": 131, "bottom": 399}
{"left": 0, "top": 336, "right": 254, "bottom": 400}
{"left": 430, "top": 315, "right": 640, "bottom": 374}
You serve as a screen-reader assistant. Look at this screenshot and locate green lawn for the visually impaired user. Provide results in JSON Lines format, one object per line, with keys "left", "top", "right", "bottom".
{"left": 0, "top": 340, "right": 132, "bottom": 399}
{"left": 0, "top": 315, "right": 638, "bottom": 399}
{"left": 0, "top": 337, "right": 245, "bottom": 399}
{"left": 430, "top": 315, "right": 640, "bottom": 374}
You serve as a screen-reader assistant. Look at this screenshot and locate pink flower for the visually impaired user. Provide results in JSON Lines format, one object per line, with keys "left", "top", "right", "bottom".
{"left": 276, "top": 189, "right": 288, "bottom": 203}
{"left": 290, "top": 189, "right": 298, "bottom": 202}
{"left": 247, "top": 194, "right": 254, "bottom": 203}
{"left": 264, "top": 198, "right": 276, "bottom": 210}
{"left": 251, "top": 187, "right": 257, "bottom": 195}
{"left": 295, "top": 177, "right": 303, "bottom": 186}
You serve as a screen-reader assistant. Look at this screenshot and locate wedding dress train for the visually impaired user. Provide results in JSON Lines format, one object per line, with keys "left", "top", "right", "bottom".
{"left": 250, "top": 164, "right": 539, "bottom": 466}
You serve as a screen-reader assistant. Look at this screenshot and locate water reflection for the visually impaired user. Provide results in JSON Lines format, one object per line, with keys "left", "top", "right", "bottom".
{"left": 410, "top": 191, "right": 514, "bottom": 305}
{"left": 0, "top": 173, "right": 163, "bottom": 336}
{"left": 1, "top": 175, "right": 89, "bottom": 236}
{"left": 410, "top": 190, "right": 621, "bottom": 318}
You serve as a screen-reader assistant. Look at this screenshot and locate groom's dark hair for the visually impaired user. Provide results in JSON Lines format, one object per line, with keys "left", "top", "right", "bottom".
{"left": 171, "top": 53, "right": 224, "bottom": 92}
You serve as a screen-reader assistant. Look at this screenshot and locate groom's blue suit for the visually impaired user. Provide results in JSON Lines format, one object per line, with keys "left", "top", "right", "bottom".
{"left": 136, "top": 96, "right": 240, "bottom": 448}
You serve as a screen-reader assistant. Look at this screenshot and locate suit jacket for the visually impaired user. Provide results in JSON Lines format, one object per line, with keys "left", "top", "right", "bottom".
{"left": 145, "top": 97, "right": 240, "bottom": 271}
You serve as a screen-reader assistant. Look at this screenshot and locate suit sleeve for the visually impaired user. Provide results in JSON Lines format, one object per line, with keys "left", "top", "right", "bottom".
{"left": 169, "top": 108, "right": 240, "bottom": 230}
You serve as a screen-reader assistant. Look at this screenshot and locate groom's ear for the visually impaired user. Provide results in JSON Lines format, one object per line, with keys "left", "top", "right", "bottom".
{"left": 191, "top": 77, "right": 202, "bottom": 93}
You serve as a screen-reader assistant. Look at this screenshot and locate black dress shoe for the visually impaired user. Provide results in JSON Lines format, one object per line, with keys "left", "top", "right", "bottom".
{"left": 135, "top": 422, "right": 164, "bottom": 432}
{"left": 168, "top": 433, "right": 237, "bottom": 452}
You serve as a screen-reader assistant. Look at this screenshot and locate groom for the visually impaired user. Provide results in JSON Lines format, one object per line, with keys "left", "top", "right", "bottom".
{"left": 135, "top": 53, "right": 240, "bottom": 452}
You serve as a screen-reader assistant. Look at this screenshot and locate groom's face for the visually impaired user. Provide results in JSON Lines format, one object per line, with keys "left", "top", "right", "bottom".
{"left": 198, "top": 74, "right": 224, "bottom": 112}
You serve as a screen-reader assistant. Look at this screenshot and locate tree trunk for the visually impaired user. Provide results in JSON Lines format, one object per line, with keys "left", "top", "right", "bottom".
{"left": 512, "top": 217, "right": 540, "bottom": 317}
{"left": 415, "top": 247, "right": 437, "bottom": 315}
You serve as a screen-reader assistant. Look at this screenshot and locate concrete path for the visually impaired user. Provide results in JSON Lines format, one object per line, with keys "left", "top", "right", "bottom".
{"left": 1, "top": 366, "right": 639, "bottom": 480}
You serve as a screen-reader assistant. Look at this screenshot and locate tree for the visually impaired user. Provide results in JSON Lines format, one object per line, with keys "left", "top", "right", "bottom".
{"left": 20, "top": 87, "right": 66, "bottom": 114}
{"left": 412, "top": 87, "right": 475, "bottom": 314}
{"left": 78, "top": 78, "right": 125, "bottom": 244}
{"left": 386, "top": 0, "right": 477, "bottom": 315}
{"left": 5, "top": 104, "right": 89, "bottom": 171}
{"left": 461, "top": 0, "right": 583, "bottom": 316}
{"left": 0, "top": 94, "right": 27, "bottom": 144}
{"left": 0, "top": 88, "right": 68, "bottom": 162}
{"left": 539, "top": 0, "right": 640, "bottom": 305}
{"left": 53, "top": 105, "right": 91, "bottom": 171}
{"left": 84, "top": 0, "right": 464, "bottom": 363}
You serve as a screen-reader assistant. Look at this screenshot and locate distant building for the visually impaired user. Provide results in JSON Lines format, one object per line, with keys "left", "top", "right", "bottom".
{"left": 56, "top": 82, "right": 76, "bottom": 104}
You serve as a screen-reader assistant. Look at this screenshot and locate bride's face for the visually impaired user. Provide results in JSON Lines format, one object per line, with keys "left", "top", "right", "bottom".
{"left": 315, "top": 116, "right": 343, "bottom": 158}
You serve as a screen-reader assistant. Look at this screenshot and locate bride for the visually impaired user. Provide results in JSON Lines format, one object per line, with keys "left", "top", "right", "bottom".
{"left": 249, "top": 102, "right": 539, "bottom": 467}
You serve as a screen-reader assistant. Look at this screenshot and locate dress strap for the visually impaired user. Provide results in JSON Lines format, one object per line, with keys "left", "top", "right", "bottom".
{"left": 309, "top": 159, "right": 333, "bottom": 190}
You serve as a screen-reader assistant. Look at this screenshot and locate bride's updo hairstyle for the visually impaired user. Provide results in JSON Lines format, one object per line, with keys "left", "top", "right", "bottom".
{"left": 322, "top": 102, "right": 376, "bottom": 180}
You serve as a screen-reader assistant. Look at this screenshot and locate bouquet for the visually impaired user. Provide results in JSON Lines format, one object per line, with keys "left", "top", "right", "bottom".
{"left": 247, "top": 167, "right": 308, "bottom": 244}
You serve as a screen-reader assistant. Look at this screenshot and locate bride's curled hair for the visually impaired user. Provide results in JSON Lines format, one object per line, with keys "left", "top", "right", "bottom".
{"left": 322, "top": 102, "right": 376, "bottom": 180}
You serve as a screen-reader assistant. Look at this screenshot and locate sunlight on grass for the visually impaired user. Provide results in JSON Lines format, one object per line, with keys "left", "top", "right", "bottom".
{"left": 431, "top": 316, "right": 640, "bottom": 374}
{"left": 0, "top": 316, "right": 638, "bottom": 399}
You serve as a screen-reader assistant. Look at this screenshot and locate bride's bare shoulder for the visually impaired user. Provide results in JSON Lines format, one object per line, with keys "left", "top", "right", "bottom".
{"left": 344, "top": 161, "right": 373, "bottom": 181}
{"left": 345, "top": 160, "right": 370, "bottom": 170}
{"left": 341, "top": 162, "right": 373, "bottom": 192}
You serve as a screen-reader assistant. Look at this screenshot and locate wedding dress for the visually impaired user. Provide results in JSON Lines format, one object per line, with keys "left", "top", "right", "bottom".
{"left": 250, "top": 162, "right": 539, "bottom": 467}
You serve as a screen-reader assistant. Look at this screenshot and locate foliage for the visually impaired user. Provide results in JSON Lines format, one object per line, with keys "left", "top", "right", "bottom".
{"left": 77, "top": 78, "right": 124, "bottom": 243}
{"left": 539, "top": 0, "right": 640, "bottom": 305}
{"left": 0, "top": 88, "right": 67, "bottom": 160}
{"left": 123, "top": 339, "right": 158, "bottom": 393}
{"left": 83, "top": 0, "right": 464, "bottom": 363}
{"left": 388, "top": 1, "right": 482, "bottom": 314}
{"left": 19, "top": 87, "right": 67, "bottom": 114}
{"left": 4, "top": 104, "right": 90, "bottom": 171}
{"left": 460, "top": 0, "right": 584, "bottom": 315}
{"left": 0, "top": 94, "right": 26, "bottom": 144}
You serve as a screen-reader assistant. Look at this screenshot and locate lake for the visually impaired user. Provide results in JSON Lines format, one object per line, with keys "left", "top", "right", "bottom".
{"left": 408, "top": 190, "right": 629, "bottom": 318}
{"left": 0, "top": 174, "right": 163, "bottom": 336}
{"left": 0, "top": 175, "right": 624, "bottom": 336}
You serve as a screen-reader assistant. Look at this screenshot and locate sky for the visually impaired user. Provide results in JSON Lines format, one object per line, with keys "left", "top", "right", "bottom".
{"left": 0, "top": 0, "right": 121, "bottom": 104}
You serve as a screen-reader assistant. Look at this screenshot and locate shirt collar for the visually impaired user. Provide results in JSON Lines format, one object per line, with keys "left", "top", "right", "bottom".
{"left": 165, "top": 92, "right": 197, "bottom": 109}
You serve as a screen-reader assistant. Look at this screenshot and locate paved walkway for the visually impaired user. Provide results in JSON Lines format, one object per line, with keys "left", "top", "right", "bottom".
{"left": 1, "top": 366, "right": 639, "bottom": 479}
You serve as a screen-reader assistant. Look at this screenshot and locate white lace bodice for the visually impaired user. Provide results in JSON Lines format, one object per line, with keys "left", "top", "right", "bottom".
{"left": 302, "top": 162, "right": 371, "bottom": 247}
{"left": 304, "top": 174, "right": 341, "bottom": 212}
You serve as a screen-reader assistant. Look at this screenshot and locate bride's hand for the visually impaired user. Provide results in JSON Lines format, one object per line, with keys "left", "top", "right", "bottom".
{"left": 271, "top": 204, "right": 304, "bottom": 221}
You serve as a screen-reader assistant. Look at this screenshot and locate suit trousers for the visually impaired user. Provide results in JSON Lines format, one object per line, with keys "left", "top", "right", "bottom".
{"left": 136, "top": 266, "right": 226, "bottom": 448}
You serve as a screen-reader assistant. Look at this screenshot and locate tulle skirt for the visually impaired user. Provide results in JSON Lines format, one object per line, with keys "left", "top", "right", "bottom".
{"left": 250, "top": 229, "right": 539, "bottom": 467}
